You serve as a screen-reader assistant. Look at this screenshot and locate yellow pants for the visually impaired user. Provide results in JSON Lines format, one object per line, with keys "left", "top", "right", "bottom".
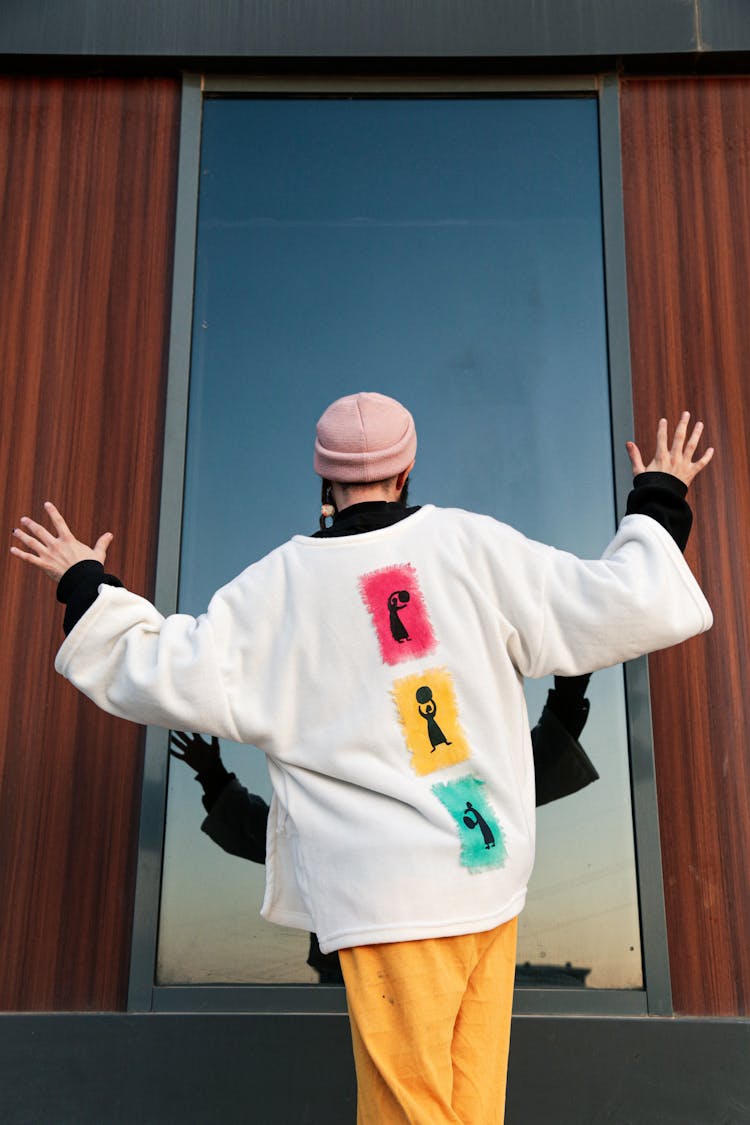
{"left": 338, "top": 917, "right": 518, "bottom": 1125}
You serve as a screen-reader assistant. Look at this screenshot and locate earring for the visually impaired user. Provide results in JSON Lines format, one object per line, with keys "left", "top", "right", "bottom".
{"left": 320, "top": 484, "right": 335, "bottom": 526}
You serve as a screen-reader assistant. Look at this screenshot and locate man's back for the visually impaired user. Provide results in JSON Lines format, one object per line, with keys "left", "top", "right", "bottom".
{"left": 53, "top": 501, "right": 711, "bottom": 954}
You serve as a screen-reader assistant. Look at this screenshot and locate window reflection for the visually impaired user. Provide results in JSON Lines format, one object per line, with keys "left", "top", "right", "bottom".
{"left": 156, "top": 95, "right": 643, "bottom": 990}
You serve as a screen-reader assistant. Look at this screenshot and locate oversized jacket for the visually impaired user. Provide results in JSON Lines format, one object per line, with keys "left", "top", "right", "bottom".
{"left": 55, "top": 505, "right": 712, "bottom": 953}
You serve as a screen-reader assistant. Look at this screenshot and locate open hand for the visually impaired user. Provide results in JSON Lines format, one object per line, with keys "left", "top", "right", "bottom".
{"left": 10, "top": 501, "right": 113, "bottom": 582}
{"left": 626, "top": 413, "right": 714, "bottom": 488}
{"left": 170, "top": 731, "right": 221, "bottom": 773}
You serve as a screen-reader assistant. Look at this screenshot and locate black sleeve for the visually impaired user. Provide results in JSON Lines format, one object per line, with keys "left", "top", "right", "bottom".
{"left": 195, "top": 758, "right": 236, "bottom": 812}
{"left": 56, "top": 559, "right": 124, "bottom": 635}
{"left": 625, "top": 472, "right": 692, "bottom": 552}
{"left": 201, "top": 781, "right": 270, "bottom": 864}
{"left": 531, "top": 705, "right": 599, "bottom": 807}
{"left": 532, "top": 674, "right": 598, "bottom": 806}
{"left": 545, "top": 674, "right": 591, "bottom": 741}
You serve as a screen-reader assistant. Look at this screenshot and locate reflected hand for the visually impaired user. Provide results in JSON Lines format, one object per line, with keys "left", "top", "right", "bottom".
{"left": 626, "top": 413, "right": 714, "bottom": 488}
{"left": 170, "top": 731, "right": 221, "bottom": 773}
{"left": 10, "top": 501, "right": 113, "bottom": 582}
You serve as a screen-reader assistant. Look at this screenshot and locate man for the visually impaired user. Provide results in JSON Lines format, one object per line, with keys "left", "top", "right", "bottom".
{"left": 12, "top": 394, "right": 713, "bottom": 1124}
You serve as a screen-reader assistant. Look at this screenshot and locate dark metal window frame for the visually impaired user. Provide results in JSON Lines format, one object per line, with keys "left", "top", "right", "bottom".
{"left": 127, "top": 72, "right": 672, "bottom": 1018}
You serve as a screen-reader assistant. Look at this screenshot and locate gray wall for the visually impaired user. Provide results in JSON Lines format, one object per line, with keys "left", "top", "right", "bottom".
{"left": 1, "top": 1013, "right": 748, "bottom": 1124}
{"left": 2, "top": 0, "right": 750, "bottom": 61}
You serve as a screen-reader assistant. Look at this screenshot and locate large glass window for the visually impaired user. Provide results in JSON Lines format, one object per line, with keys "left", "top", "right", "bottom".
{"left": 156, "top": 95, "right": 643, "bottom": 991}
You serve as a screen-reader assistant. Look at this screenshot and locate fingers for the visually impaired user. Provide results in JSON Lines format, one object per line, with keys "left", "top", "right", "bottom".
{"left": 10, "top": 529, "right": 63, "bottom": 581}
{"left": 11, "top": 503, "right": 112, "bottom": 582}
{"left": 630, "top": 413, "right": 713, "bottom": 487}
{"left": 43, "top": 501, "right": 72, "bottom": 538}
{"left": 11, "top": 525, "right": 47, "bottom": 555}
{"left": 672, "top": 412, "right": 713, "bottom": 481}
{"left": 13, "top": 502, "right": 73, "bottom": 551}
{"left": 16, "top": 504, "right": 91, "bottom": 546}
{"left": 17, "top": 514, "right": 57, "bottom": 546}
{"left": 655, "top": 416, "right": 669, "bottom": 458}
{"left": 94, "top": 531, "right": 114, "bottom": 561}
{"left": 683, "top": 419, "right": 704, "bottom": 458}
{"left": 17, "top": 502, "right": 73, "bottom": 546}
{"left": 9, "top": 544, "right": 47, "bottom": 567}
{"left": 691, "top": 444, "right": 715, "bottom": 476}
{"left": 168, "top": 749, "right": 186, "bottom": 761}
{"left": 625, "top": 441, "right": 646, "bottom": 476}
{"left": 670, "top": 411, "right": 690, "bottom": 456}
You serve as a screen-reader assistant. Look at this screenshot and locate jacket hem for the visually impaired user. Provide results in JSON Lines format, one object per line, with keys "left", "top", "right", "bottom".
{"left": 293, "top": 889, "right": 528, "bottom": 955}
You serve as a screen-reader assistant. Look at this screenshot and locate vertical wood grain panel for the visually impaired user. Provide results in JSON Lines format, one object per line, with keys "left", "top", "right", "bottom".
{"left": 621, "top": 77, "right": 750, "bottom": 1015}
{"left": 0, "top": 77, "right": 180, "bottom": 1009}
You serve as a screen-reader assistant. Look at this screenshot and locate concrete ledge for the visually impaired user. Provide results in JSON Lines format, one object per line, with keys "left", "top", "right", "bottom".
{"left": 0, "top": 1012, "right": 747, "bottom": 1124}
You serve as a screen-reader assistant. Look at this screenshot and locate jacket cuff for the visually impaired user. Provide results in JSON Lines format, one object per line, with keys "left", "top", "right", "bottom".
{"left": 57, "top": 559, "right": 106, "bottom": 603}
{"left": 627, "top": 472, "right": 693, "bottom": 552}
{"left": 632, "top": 471, "right": 688, "bottom": 498}
{"left": 56, "top": 559, "right": 124, "bottom": 635}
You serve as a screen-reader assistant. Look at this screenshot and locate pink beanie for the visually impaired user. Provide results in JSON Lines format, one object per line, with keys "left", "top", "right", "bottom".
{"left": 314, "top": 392, "right": 417, "bottom": 483}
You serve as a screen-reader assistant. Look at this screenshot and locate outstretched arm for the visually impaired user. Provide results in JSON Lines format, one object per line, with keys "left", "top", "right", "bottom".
{"left": 498, "top": 415, "right": 713, "bottom": 680}
{"left": 170, "top": 733, "right": 269, "bottom": 864}
{"left": 11, "top": 502, "right": 244, "bottom": 738}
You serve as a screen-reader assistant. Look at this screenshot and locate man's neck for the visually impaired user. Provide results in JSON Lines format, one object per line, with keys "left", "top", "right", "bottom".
{"left": 332, "top": 484, "right": 401, "bottom": 510}
{"left": 313, "top": 499, "right": 419, "bottom": 539}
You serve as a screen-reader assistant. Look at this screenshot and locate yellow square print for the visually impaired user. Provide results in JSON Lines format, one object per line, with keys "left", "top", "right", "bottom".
{"left": 392, "top": 667, "right": 471, "bottom": 776}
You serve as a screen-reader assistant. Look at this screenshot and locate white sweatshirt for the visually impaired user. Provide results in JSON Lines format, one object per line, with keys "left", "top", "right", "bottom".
{"left": 55, "top": 506, "right": 712, "bottom": 953}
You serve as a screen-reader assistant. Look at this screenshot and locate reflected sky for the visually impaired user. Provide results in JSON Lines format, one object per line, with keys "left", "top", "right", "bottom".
{"left": 157, "top": 96, "right": 642, "bottom": 989}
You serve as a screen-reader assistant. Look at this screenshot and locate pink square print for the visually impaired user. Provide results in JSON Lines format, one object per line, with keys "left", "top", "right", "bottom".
{"left": 359, "top": 563, "right": 437, "bottom": 666}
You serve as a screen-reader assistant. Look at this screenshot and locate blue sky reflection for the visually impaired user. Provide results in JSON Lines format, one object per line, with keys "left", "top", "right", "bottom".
{"left": 157, "top": 96, "right": 642, "bottom": 990}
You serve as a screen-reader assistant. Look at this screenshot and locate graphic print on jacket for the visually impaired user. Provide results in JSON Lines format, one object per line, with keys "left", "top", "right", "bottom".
{"left": 359, "top": 563, "right": 437, "bottom": 665}
{"left": 392, "top": 668, "right": 471, "bottom": 776}
{"left": 415, "top": 685, "right": 451, "bottom": 750}
{"left": 387, "top": 589, "right": 411, "bottom": 642}
{"left": 360, "top": 559, "right": 504, "bottom": 875}
{"left": 432, "top": 776, "right": 507, "bottom": 871}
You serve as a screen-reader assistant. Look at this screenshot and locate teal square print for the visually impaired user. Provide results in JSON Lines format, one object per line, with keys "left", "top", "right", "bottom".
{"left": 432, "top": 775, "right": 507, "bottom": 871}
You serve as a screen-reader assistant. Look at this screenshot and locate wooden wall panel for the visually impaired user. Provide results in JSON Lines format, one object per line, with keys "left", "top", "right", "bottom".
{"left": 0, "top": 77, "right": 180, "bottom": 1009}
{"left": 621, "top": 77, "right": 750, "bottom": 1015}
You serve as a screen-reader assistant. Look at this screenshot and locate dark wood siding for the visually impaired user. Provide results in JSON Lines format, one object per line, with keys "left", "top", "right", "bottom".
{"left": 0, "top": 77, "right": 180, "bottom": 1009}
{"left": 621, "top": 77, "right": 750, "bottom": 1016}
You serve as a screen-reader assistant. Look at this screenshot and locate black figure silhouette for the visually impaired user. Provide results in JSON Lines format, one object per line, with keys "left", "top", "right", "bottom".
{"left": 462, "top": 802, "right": 496, "bottom": 849}
{"left": 416, "top": 685, "right": 452, "bottom": 751}
{"left": 388, "top": 589, "right": 411, "bottom": 642}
